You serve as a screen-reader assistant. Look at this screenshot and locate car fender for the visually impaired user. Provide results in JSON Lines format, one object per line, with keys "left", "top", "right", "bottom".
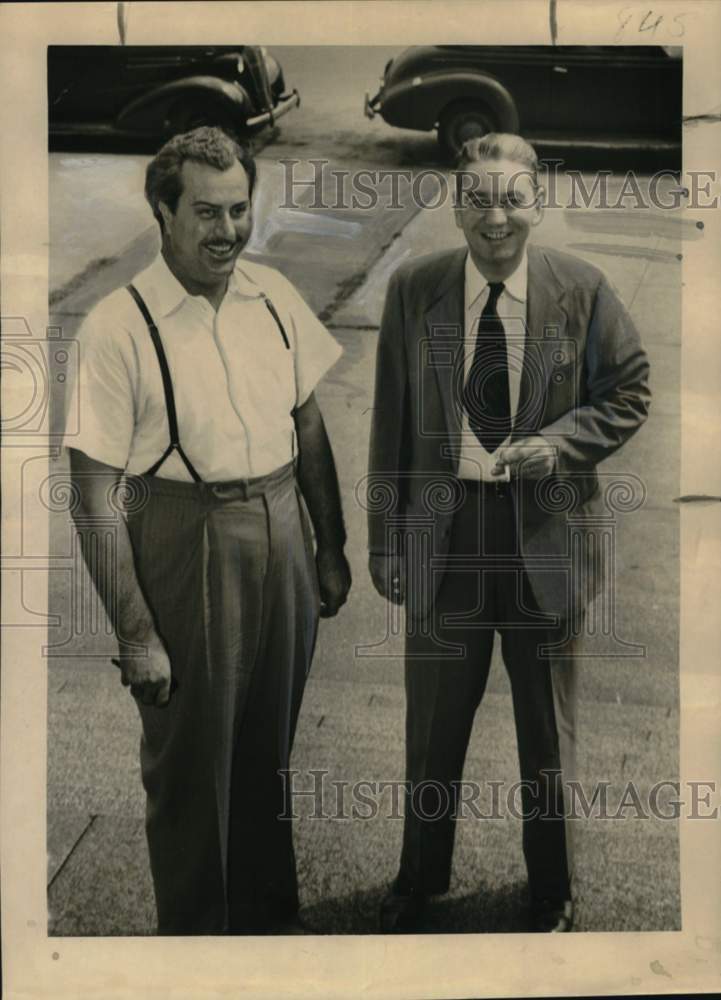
{"left": 381, "top": 71, "right": 519, "bottom": 133}
{"left": 116, "top": 76, "right": 250, "bottom": 129}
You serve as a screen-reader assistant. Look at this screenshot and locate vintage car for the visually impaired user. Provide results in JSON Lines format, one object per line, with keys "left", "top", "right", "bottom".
{"left": 365, "top": 45, "right": 682, "bottom": 164}
{"left": 48, "top": 45, "right": 299, "bottom": 144}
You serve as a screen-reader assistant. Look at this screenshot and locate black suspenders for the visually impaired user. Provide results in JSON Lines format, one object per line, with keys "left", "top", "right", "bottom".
{"left": 126, "top": 283, "right": 292, "bottom": 482}
{"left": 260, "top": 293, "right": 290, "bottom": 349}
{"left": 126, "top": 284, "right": 203, "bottom": 482}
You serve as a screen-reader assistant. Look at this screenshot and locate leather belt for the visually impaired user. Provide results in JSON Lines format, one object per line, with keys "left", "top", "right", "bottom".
{"left": 460, "top": 478, "right": 512, "bottom": 498}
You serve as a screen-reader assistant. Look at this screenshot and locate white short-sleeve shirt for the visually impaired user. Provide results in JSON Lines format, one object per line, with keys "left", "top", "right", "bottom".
{"left": 63, "top": 254, "right": 342, "bottom": 481}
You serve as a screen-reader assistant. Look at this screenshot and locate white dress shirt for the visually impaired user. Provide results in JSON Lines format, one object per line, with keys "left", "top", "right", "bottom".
{"left": 457, "top": 251, "right": 528, "bottom": 481}
{"left": 63, "top": 254, "right": 342, "bottom": 481}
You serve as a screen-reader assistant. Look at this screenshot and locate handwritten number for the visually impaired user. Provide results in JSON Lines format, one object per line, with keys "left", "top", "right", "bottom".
{"left": 614, "top": 6, "right": 635, "bottom": 40}
{"left": 670, "top": 13, "right": 687, "bottom": 37}
{"left": 615, "top": 7, "right": 689, "bottom": 40}
{"left": 638, "top": 10, "right": 664, "bottom": 33}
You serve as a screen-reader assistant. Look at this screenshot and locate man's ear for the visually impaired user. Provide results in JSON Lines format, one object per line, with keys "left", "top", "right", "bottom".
{"left": 531, "top": 186, "right": 545, "bottom": 227}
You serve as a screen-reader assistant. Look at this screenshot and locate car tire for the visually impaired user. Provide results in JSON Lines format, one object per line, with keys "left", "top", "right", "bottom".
{"left": 169, "top": 99, "right": 242, "bottom": 139}
{"left": 438, "top": 102, "right": 496, "bottom": 162}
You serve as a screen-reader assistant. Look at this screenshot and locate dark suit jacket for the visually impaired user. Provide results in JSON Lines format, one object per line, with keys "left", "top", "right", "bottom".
{"left": 367, "top": 243, "right": 651, "bottom": 622}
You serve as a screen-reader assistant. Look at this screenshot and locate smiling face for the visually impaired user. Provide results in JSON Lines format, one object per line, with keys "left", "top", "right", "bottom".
{"left": 454, "top": 156, "right": 543, "bottom": 281}
{"left": 159, "top": 158, "right": 253, "bottom": 298}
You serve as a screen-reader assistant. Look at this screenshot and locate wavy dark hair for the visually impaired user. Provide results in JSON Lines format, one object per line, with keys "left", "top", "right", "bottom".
{"left": 145, "top": 126, "right": 257, "bottom": 230}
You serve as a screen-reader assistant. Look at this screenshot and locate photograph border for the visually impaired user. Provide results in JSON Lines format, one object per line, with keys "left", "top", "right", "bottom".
{"left": 2, "top": 2, "right": 721, "bottom": 997}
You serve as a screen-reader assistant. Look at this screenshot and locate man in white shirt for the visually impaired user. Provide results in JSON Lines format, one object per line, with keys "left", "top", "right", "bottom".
{"left": 65, "top": 127, "right": 351, "bottom": 935}
{"left": 368, "top": 134, "right": 650, "bottom": 933}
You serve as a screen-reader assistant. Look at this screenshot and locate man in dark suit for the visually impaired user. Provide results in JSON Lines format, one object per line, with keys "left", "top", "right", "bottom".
{"left": 367, "top": 134, "right": 650, "bottom": 933}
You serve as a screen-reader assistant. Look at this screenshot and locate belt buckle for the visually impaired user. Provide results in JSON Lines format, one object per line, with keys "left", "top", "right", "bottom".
{"left": 494, "top": 463, "right": 511, "bottom": 497}
{"left": 211, "top": 482, "right": 247, "bottom": 501}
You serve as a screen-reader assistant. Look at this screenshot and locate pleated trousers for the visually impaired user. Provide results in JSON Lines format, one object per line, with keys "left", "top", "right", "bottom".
{"left": 400, "top": 479, "right": 579, "bottom": 904}
{"left": 124, "top": 461, "right": 319, "bottom": 934}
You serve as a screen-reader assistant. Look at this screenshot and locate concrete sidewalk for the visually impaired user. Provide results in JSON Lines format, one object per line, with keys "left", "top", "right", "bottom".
{"left": 47, "top": 171, "right": 683, "bottom": 935}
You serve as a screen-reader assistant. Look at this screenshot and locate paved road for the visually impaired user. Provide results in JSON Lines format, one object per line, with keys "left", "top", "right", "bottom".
{"left": 48, "top": 46, "right": 429, "bottom": 300}
{"left": 45, "top": 46, "right": 683, "bottom": 935}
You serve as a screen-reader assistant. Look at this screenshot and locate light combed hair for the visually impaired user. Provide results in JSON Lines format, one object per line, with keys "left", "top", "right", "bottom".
{"left": 145, "top": 126, "right": 256, "bottom": 230}
{"left": 456, "top": 133, "right": 540, "bottom": 187}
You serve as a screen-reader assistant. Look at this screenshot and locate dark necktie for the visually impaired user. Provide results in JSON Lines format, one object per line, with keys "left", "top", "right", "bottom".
{"left": 462, "top": 281, "right": 511, "bottom": 453}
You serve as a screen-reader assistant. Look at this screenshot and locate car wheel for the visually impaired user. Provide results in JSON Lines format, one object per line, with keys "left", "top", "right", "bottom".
{"left": 169, "top": 99, "right": 241, "bottom": 139}
{"left": 438, "top": 102, "right": 496, "bottom": 161}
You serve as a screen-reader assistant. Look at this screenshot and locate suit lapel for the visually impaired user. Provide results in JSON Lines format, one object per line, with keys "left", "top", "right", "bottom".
{"left": 516, "top": 244, "right": 569, "bottom": 438}
{"left": 424, "top": 247, "right": 467, "bottom": 443}
{"left": 420, "top": 245, "right": 569, "bottom": 445}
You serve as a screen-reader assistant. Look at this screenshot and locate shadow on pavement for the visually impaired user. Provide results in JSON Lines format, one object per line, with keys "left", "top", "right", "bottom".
{"left": 300, "top": 881, "right": 530, "bottom": 935}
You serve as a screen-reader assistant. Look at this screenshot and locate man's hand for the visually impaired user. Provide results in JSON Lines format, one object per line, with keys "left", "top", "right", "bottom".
{"left": 113, "top": 642, "right": 173, "bottom": 708}
{"left": 70, "top": 449, "right": 176, "bottom": 708}
{"left": 317, "top": 547, "right": 352, "bottom": 618}
{"left": 369, "top": 553, "right": 405, "bottom": 605}
{"left": 294, "top": 394, "right": 351, "bottom": 619}
{"left": 493, "top": 435, "right": 557, "bottom": 480}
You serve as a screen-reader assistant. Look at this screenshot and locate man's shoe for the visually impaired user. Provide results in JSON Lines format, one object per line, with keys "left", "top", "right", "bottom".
{"left": 379, "top": 880, "right": 427, "bottom": 933}
{"left": 530, "top": 898, "right": 574, "bottom": 932}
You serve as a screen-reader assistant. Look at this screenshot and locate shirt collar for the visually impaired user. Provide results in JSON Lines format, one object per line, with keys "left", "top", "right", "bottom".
{"left": 465, "top": 248, "right": 528, "bottom": 312}
{"left": 135, "top": 253, "right": 263, "bottom": 318}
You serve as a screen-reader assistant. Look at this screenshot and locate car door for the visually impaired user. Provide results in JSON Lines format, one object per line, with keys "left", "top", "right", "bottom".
{"left": 109, "top": 47, "right": 220, "bottom": 118}
{"left": 48, "top": 47, "right": 127, "bottom": 123}
{"left": 548, "top": 45, "right": 681, "bottom": 137}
